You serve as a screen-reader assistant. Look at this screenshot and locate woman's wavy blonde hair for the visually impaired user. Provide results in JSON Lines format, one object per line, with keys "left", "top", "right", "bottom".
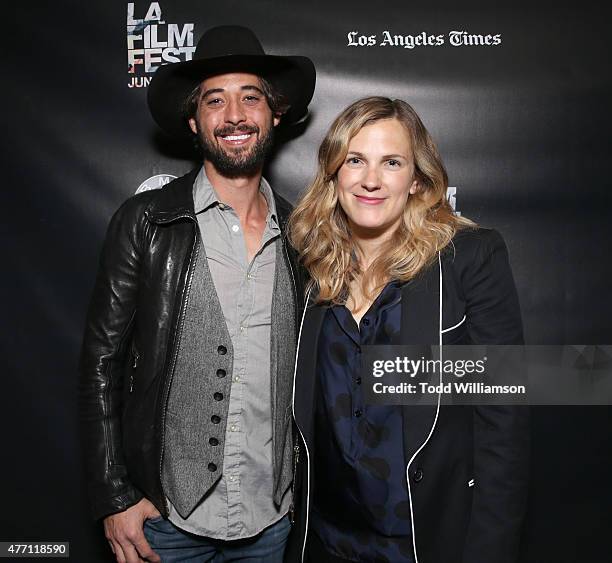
{"left": 289, "top": 96, "right": 475, "bottom": 304}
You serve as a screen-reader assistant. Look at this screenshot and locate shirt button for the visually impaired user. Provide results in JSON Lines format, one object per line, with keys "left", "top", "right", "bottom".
{"left": 211, "top": 415, "right": 221, "bottom": 424}
{"left": 214, "top": 392, "right": 224, "bottom": 401}
{"left": 233, "top": 375, "right": 240, "bottom": 383}
{"left": 216, "top": 369, "right": 226, "bottom": 378}
{"left": 209, "top": 437, "right": 219, "bottom": 446}
{"left": 239, "top": 325, "right": 246, "bottom": 332}
{"left": 230, "top": 424, "right": 237, "bottom": 432}
{"left": 362, "top": 318, "right": 370, "bottom": 326}
{"left": 354, "top": 409, "right": 362, "bottom": 418}
{"left": 355, "top": 377, "right": 362, "bottom": 385}
{"left": 229, "top": 475, "right": 236, "bottom": 482}
{"left": 413, "top": 468, "right": 424, "bottom": 482}
{"left": 208, "top": 462, "right": 217, "bottom": 472}
{"left": 247, "top": 273, "right": 254, "bottom": 280}
{"left": 217, "top": 345, "right": 227, "bottom": 355}
{"left": 232, "top": 225, "right": 240, "bottom": 233}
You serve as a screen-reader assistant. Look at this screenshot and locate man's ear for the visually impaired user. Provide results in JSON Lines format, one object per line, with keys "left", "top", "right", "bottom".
{"left": 273, "top": 113, "right": 282, "bottom": 128}
{"left": 188, "top": 117, "right": 197, "bottom": 135}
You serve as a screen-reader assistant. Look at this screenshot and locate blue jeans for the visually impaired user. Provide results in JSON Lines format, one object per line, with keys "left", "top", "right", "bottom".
{"left": 143, "top": 515, "right": 291, "bottom": 563}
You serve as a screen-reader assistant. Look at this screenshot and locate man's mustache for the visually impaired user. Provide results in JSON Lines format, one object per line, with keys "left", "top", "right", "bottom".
{"left": 214, "top": 125, "right": 259, "bottom": 137}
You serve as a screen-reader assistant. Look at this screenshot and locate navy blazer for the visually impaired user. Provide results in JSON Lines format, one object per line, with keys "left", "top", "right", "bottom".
{"left": 288, "top": 227, "right": 529, "bottom": 563}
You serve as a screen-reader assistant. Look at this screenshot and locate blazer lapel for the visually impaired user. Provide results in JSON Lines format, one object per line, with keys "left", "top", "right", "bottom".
{"left": 400, "top": 262, "right": 441, "bottom": 465}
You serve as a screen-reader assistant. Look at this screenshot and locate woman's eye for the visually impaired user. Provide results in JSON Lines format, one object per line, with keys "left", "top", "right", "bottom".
{"left": 346, "top": 157, "right": 361, "bottom": 165}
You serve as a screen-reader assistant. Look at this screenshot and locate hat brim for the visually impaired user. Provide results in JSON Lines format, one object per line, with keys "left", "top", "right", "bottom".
{"left": 147, "top": 54, "right": 316, "bottom": 139}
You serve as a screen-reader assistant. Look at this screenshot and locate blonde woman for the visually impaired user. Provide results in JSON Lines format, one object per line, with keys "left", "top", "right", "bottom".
{"left": 287, "top": 97, "right": 529, "bottom": 563}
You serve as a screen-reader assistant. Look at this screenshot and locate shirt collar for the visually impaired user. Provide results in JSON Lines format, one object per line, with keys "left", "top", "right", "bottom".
{"left": 259, "top": 176, "right": 279, "bottom": 230}
{"left": 192, "top": 167, "right": 220, "bottom": 213}
{"left": 192, "top": 167, "right": 279, "bottom": 229}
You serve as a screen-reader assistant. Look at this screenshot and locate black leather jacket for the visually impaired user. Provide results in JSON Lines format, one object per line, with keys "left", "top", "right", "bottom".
{"left": 78, "top": 169, "right": 306, "bottom": 520}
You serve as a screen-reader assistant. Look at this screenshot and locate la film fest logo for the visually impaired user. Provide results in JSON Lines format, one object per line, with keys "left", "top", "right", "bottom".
{"left": 135, "top": 174, "right": 177, "bottom": 194}
{"left": 347, "top": 30, "right": 502, "bottom": 49}
{"left": 127, "top": 2, "right": 196, "bottom": 88}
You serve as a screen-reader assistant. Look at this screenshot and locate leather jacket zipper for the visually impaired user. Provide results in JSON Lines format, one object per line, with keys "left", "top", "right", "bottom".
{"left": 289, "top": 442, "right": 300, "bottom": 524}
{"left": 129, "top": 350, "right": 139, "bottom": 393}
{"left": 283, "top": 234, "right": 301, "bottom": 527}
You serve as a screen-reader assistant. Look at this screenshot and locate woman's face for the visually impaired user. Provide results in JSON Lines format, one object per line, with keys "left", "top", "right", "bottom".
{"left": 336, "top": 118, "right": 419, "bottom": 239}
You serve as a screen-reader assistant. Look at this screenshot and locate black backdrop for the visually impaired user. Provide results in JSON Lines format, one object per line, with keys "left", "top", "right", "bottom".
{"left": 4, "top": 1, "right": 612, "bottom": 561}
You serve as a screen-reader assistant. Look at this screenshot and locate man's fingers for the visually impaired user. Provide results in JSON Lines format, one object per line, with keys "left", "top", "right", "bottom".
{"left": 103, "top": 500, "right": 162, "bottom": 562}
{"left": 109, "top": 539, "right": 127, "bottom": 563}
{"left": 133, "top": 533, "right": 161, "bottom": 563}
{"left": 118, "top": 539, "right": 142, "bottom": 563}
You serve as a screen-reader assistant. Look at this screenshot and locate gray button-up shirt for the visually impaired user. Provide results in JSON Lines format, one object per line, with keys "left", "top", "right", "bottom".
{"left": 167, "top": 168, "right": 291, "bottom": 539}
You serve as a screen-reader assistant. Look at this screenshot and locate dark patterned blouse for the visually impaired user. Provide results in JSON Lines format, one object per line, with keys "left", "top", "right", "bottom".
{"left": 311, "top": 281, "right": 415, "bottom": 562}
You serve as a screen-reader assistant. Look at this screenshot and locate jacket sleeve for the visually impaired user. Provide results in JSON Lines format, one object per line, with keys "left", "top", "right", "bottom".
{"left": 78, "top": 198, "right": 146, "bottom": 520}
{"left": 460, "top": 229, "right": 530, "bottom": 563}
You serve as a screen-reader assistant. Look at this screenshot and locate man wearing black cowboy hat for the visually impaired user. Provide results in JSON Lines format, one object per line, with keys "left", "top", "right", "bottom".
{"left": 79, "top": 25, "right": 315, "bottom": 563}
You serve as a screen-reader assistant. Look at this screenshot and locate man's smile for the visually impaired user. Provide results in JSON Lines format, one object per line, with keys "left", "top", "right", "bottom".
{"left": 218, "top": 132, "right": 254, "bottom": 145}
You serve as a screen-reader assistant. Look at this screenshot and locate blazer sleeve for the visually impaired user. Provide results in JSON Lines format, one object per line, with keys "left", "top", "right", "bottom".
{"left": 459, "top": 229, "right": 530, "bottom": 563}
{"left": 78, "top": 198, "right": 146, "bottom": 520}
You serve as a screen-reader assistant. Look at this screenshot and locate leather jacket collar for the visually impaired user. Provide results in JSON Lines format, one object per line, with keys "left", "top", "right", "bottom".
{"left": 145, "top": 168, "right": 199, "bottom": 224}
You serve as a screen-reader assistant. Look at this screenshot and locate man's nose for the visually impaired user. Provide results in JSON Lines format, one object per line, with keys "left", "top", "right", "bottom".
{"left": 223, "top": 98, "right": 247, "bottom": 125}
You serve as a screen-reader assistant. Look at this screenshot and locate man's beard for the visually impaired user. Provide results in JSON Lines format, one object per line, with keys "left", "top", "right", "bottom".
{"left": 197, "top": 122, "right": 275, "bottom": 179}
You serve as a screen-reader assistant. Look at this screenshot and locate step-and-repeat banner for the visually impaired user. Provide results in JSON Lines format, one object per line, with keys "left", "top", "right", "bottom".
{"left": 5, "top": 1, "right": 611, "bottom": 561}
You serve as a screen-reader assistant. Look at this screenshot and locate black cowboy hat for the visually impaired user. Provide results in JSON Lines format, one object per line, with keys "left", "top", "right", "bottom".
{"left": 147, "top": 25, "right": 316, "bottom": 139}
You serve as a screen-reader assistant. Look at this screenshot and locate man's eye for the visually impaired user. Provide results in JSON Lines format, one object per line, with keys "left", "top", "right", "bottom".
{"left": 244, "top": 95, "right": 260, "bottom": 103}
{"left": 206, "top": 98, "right": 223, "bottom": 106}
{"left": 387, "top": 159, "right": 401, "bottom": 167}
